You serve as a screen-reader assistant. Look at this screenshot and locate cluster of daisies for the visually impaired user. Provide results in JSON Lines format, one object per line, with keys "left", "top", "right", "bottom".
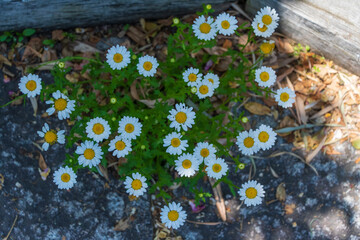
{"left": 182, "top": 67, "right": 220, "bottom": 99}
{"left": 250, "top": 7, "right": 296, "bottom": 108}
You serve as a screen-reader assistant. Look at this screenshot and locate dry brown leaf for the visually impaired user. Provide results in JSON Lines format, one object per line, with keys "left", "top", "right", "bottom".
{"left": 126, "top": 26, "right": 146, "bottom": 46}
{"left": 355, "top": 157, "right": 360, "bottom": 164}
{"left": 41, "top": 49, "right": 57, "bottom": 62}
{"left": 97, "top": 164, "right": 110, "bottom": 182}
{"left": 72, "top": 41, "right": 100, "bottom": 53}
{"left": 215, "top": 56, "right": 232, "bottom": 72}
{"left": 114, "top": 218, "right": 130, "bottom": 231}
{"left": 285, "top": 203, "right": 296, "bottom": 215}
{"left": 209, "top": 177, "right": 226, "bottom": 222}
{"left": 38, "top": 152, "right": 47, "bottom": 170}
{"left": 65, "top": 72, "right": 80, "bottom": 83}
{"left": 295, "top": 95, "right": 308, "bottom": 124}
{"left": 276, "top": 183, "right": 286, "bottom": 202}
{"left": 276, "top": 38, "right": 294, "bottom": 54}
{"left": 222, "top": 39, "right": 232, "bottom": 49}
{"left": 244, "top": 102, "right": 271, "bottom": 115}
{"left": 52, "top": 30, "right": 64, "bottom": 41}
{"left": 0, "top": 54, "right": 11, "bottom": 66}
{"left": 22, "top": 37, "right": 42, "bottom": 61}
{"left": 0, "top": 173, "right": 4, "bottom": 190}
{"left": 306, "top": 134, "right": 327, "bottom": 163}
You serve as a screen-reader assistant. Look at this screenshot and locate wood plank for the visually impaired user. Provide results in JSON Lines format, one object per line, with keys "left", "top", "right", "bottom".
{"left": 0, "top": 0, "right": 233, "bottom": 32}
{"left": 246, "top": 0, "right": 360, "bottom": 76}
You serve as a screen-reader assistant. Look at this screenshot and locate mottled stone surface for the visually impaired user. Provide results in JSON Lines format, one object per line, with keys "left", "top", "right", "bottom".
{"left": 0, "top": 72, "right": 153, "bottom": 240}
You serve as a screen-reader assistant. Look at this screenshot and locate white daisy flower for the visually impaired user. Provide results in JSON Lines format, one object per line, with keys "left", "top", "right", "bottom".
{"left": 137, "top": 55, "right": 159, "bottom": 77}
{"left": 124, "top": 172, "right": 148, "bottom": 197}
{"left": 215, "top": 12, "right": 238, "bottom": 36}
{"left": 168, "top": 103, "right": 196, "bottom": 132}
{"left": 118, "top": 116, "right": 142, "bottom": 140}
{"left": 260, "top": 40, "right": 275, "bottom": 55}
{"left": 75, "top": 140, "right": 103, "bottom": 168}
{"left": 37, "top": 123, "right": 65, "bottom": 151}
{"left": 160, "top": 202, "right": 187, "bottom": 229}
{"left": 46, "top": 90, "right": 76, "bottom": 120}
{"left": 203, "top": 73, "right": 220, "bottom": 89}
{"left": 53, "top": 166, "right": 77, "bottom": 190}
{"left": 85, "top": 117, "right": 111, "bottom": 142}
{"left": 192, "top": 15, "right": 217, "bottom": 41}
{"left": 182, "top": 67, "right": 203, "bottom": 87}
{"left": 254, "top": 124, "right": 277, "bottom": 150}
{"left": 254, "top": 6, "right": 279, "bottom": 31}
{"left": 275, "top": 87, "right": 296, "bottom": 108}
{"left": 205, "top": 158, "right": 228, "bottom": 180}
{"left": 18, "top": 74, "right": 42, "bottom": 98}
{"left": 251, "top": 17, "right": 275, "bottom": 38}
{"left": 193, "top": 142, "right": 217, "bottom": 164}
{"left": 254, "top": 66, "right": 276, "bottom": 88}
{"left": 106, "top": 45, "right": 131, "bottom": 70}
{"left": 108, "top": 136, "right": 132, "bottom": 158}
{"left": 238, "top": 180, "right": 265, "bottom": 207}
{"left": 196, "top": 80, "right": 214, "bottom": 99}
{"left": 236, "top": 130, "right": 260, "bottom": 156}
{"left": 175, "top": 153, "right": 200, "bottom": 177}
{"left": 163, "top": 132, "right": 188, "bottom": 155}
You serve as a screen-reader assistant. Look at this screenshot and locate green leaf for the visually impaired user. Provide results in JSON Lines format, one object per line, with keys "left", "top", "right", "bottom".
{"left": 22, "top": 28, "right": 36, "bottom": 37}
{"left": 351, "top": 138, "right": 360, "bottom": 150}
{"left": 0, "top": 34, "right": 7, "bottom": 42}
{"left": 43, "top": 39, "right": 55, "bottom": 46}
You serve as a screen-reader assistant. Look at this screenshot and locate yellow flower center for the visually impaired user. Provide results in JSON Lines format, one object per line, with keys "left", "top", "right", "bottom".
{"left": 188, "top": 73, "right": 197, "bottom": 82}
{"left": 280, "top": 92, "right": 290, "bottom": 102}
{"left": 92, "top": 123, "right": 104, "bottom": 135}
{"left": 113, "top": 53, "right": 123, "bottom": 63}
{"left": 54, "top": 98, "right": 67, "bottom": 111}
{"left": 260, "top": 42, "right": 275, "bottom": 55}
{"left": 182, "top": 159, "right": 192, "bottom": 169}
{"left": 200, "top": 148, "right": 209, "bottom": 158}
{"left": 175, "top": 112, "right": 187, "bottom": 124}
{"left": 208, "top": 78, "right": 214, "bottom": 83}
{"left": 243, "top": 137, "right": 254, "bottom": 148}
{"left": 171, "top": 138, "right": 181, "bottom": 147}
{"left": 168, "top": 210, "right": 179, "bottom": 221}
{"left": 115, "top": 140, "right": 126, "bottom": 151}
{"left": 262, "top": 15, "right": 272, "bottom": 25}
{"left": 125, "top": 123, "right": 135, "bottom": 133}
{"left": 212, "top": 163, "right": 222, "bottom": 173}
{"left": 257, "top": 23, "right": 268, "bottom": 32}
{"left": 258, "top": 131, "right": 270, "bottom": 143}
{"left": 44, "top": 130, "right": 57, "bottom": 144}
{"left": 221, "top": 20, "right": 230, "bottom": 29}
{"left": 199, "top": 23, "right": 211, "bottom": 34}
{"left": 61, "top": 173, "right": 70, "bottom": 183}
{"left": 199, "top": 85, "right": 209, "bottom": 95}
{"left": 25, "top": 80, "right": 37, "bottom": 91}
{"left": 131, "top": 179, "right": 142, "bottom": 190}
{"left": 143, "top": 61, "right": 153, "bottom": 71}
{"left": 245, "top": 187, "right": 257, "bottom": 199}
{"left": 84, "top": 149, "right": 95, "bottom": 160}
{"left": 260, "top": 72, "right": 270, "bottom": 82}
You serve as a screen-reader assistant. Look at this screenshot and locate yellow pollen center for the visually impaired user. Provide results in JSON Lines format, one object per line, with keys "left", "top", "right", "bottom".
{"left": 115, "top": 140, "right": 126, "bottom": 151}
{"left": 208, "top": 78, "right": 214, "bottom": 84}
{"left": 212, "top": 163, "right": 222, "bottom": 173}
{"left": 199, "top": 85, "right": 209, "bottom": 95}
{"left": 260, "top": 72, "right": 270, "bottom": 82}
{"left": 258, "top": 131, "right": 270, "bottom": 143}
{"left": 125, "top": 123, "right": 135, "bottom": 133}
{"left": 44, "top": 130, "right": 57, "bottom": 144}
{"left": 200, "top": 148, "right": 209, "bottom": 158}
{"left": 171, "top": 138, "right": 181, "bottom": 147}
{"left": 280, "top": 92, "right": 290, "bottom": 102}
{"left": 84, "top": 149, "right": 95, "bottom": 160}
{"left": 61, "top": 173, "right": 70, "bottom": 183}
{"left": 245, "top": 187, "right": 258, "bottom": 199}
{"left": 131, "top": 179, "right": 142, "bottom": 190}
{"left": 221, "top": 20, "right": 230, "bottom": 29}
{"left": 25, "top": 80, "right": 37, "bottom": 91}
{"left": 54, "top": 98, "right": 67, "bottom": 111}
{"left": 262, "top": 15, "right": 272, "bottom": 25}
{"left": 199, "top": 23, "right": 211, "bottom": 34}
{"left": 168, "top": 210, "right": 179, "bottom": 221}
{"left": 143, "top": 61, "right": 153, "bottom": 71}
{"left": 188, "top": 73, "right": 197, "bottom": 82}
{"left": 182, "top": 159, "right": 192, "bottom": 169}
{"left": 257, "top": 23, "right": 268, "bottom": 32}
{"left": 113, "top": 53, "right": 123, "bottom": 63}
{"left": 175, "top": 112, "right": 187, "bottom": 124}
{"left": 244, "top": 137, "right": 254, "bottom": 148}
{"left": 92, "top": 123, "right": 104, "bottom": 135}
{"left": 260, "top": 43, "right": 275, "bottom": 55}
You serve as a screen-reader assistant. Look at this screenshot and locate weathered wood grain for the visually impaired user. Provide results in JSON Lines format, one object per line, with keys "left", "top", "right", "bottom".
{"left": 0, "top": 0, "right": 233, "bottom": 31}
{"left": 246, "top": 0, "right": 360, "bottom": 76}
